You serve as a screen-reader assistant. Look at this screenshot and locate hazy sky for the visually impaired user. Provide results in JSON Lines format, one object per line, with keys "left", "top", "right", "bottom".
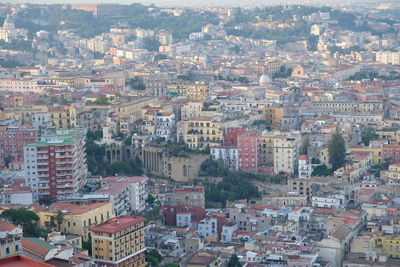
{"left": 2, "top": 0, "right": 359, "bottom": 8}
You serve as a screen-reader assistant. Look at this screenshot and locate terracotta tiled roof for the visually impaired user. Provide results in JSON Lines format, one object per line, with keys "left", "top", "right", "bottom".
{"left": 22, "top": 238, "right": 56, "bottom": 258}
{"left": 0, "top": 221, "right": 17, "bottom": 232}
{"left": 28, "top": 204, "right": 47, "bottom": 212}
{"left": 188, "top": 253, "right": 215, "bottom": 264}
{"left": 89, "top": 216, "right": 145, "bottom": 234}
{"left": 0, "top": 255, "right": 55, "bottom": 267}
{"left": 49, "top": 202, "right": 109, "bottom": 215}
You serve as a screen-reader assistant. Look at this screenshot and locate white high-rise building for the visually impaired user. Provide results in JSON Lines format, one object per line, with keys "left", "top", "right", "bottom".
{"left": 274, "top": 134, "right": 299, "bottom": 175}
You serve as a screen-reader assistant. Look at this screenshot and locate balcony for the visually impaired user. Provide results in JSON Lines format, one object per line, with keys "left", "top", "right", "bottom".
{"left": 38, "top": 185, "right": 50, "bottom": 189}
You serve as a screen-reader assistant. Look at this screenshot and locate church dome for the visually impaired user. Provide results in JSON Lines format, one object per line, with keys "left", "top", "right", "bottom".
{"left": 3, "top": 15, "right": 15, "bottom": 30}
{"left": 259, "top": 74, "right": 271, "bottom": 85}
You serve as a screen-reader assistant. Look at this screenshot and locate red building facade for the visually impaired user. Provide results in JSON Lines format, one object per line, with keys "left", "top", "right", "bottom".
{"left": 224, "top": 128, "right": 246, "bottom": 147}
{"left": 383, "top": 144, "right": 400, "bottom": 163}
{"left": 0, "top": 126, "right": 38, "bottom": 163}
{"left": 237, "top": 131, "right": 260, "bottom": 173}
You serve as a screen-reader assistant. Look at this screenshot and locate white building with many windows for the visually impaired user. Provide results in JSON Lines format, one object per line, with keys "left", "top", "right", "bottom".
{"left": 156, "top": 112, "right": 175, "bottom": 141}
{"left": 298, "top": 155, "right": 313, "bottom": 179}
{"left": 211, "top": 146, "right": 239, "bottom": 170}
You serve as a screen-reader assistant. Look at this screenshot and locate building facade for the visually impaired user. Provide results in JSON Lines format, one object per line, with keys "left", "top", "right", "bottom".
{"left": 23, "top": 130, "right": 88, "bottom": 201}
{"left": 274, "top": 134, "right": 298, "bottom": 174}
{"left": 238, "top": 131, "right": 260, "bottom": 173}
{"left": 90, "top": 216, "right": 146, "bottom": 267}
{"left": 0, "top": 126, "right": 38, "bottom": 163}
{"left": 0, "top": 221, "right": 23, "bottom": 259}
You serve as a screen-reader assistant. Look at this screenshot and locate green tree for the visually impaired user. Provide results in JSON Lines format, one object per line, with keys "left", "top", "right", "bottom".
{"left": 126, "top": 77, "right": 146, "bottom": 91}
{"left": 82, "top": 239, "right": 92, "bottom": 255}
{"left": 272, "top": 65, "right": 292, "bottom": 79}
{"left": 146, "top": 195, "right": 156, "bottom": 205}
{"left": 55, "top": 210, "right": 64, "bottom": 232}
{"left": 86, "top": 130, "right": 103, "bottom": 142}
{"left": 312, "top": 164, "right": 332, "bottom": 176}
{"left": 178, "top": 74, "right": 190, "bottom": 80}
{"left": 86, "top": 96, "right": 110, "bottom": 105}
{"left": 227, "top": 254, "right": 242, "bottom": 267}
{"left": 142, "top": 37, "right": 160, "bottom": 52}
{"left": 110, "top": 159, "right": 143, "bottom": 176}
{"left": 145, "top": 249, "right": 163, "bottom": 266}
{"left": 1, "top": 209, "right": 40, "bottom": 237}
{"left": 328, "top": 133, "right": 346, "bottom": 171}
{"left": 154, "top": 54, "right": 167, "bottom": 61}
{"left": 361, "top": 127, "right": 378, "bottom": 146}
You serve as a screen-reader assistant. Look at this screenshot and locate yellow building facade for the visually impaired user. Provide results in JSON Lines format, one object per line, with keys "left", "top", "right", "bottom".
{"left": 90, "top": 216, "right": 146, "bottom": 267}
{"left": 0, "top": 221, "right": 23, "bottom": 259}
{"left": 264, "top": 106, "right": 284, "bottom": 128}
{"left": 372, "top": 235, "right": 400, "bottom": 258}
{"left": 177, "top": 117, "right": 222, "bottom": 149}
{"left": 37, "top": 202, "right": 114, "bottom": 241}
{"left": 259, "top": 133, "right": 274, "bottom": 166}
{"left": 348, "top": 147, "right": 382, "bottom": 165}
{"left": 48, "top": 106, "right": 77, "bottom": 128}
{"left": 187, "top": 82, "right": 209, "bottom": 102}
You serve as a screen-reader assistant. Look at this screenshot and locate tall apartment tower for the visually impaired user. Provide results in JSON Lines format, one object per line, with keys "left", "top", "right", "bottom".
{"left": 23, "top": 129, "right": 87, "bottom": 201}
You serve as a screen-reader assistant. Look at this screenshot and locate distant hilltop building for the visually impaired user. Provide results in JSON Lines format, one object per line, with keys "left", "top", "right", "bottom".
{"left": 259, "top": 74, "right": 271, "bottom": 86}
{"left": 62, "top": 4, "right": 120, "bottom": 17}
{"left": 0, "top": 15, "right": 27, "bottom": 43}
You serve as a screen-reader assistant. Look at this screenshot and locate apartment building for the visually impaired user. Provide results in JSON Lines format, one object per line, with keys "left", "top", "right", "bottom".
{"left": 382, "top": 144, "right": 400, "bottom": 163}
{"left": 63, "top": 4, "right": 120, "bottom": 16}
{"left": 264, "top": 106, "right": 285, "bottom": 128}
{"left": 37, "top": 202, "right": 114, "bottom": 241}
{"left": 1, "top": 179, "right": 33, "bottom": 205}
{"left": 274, "top": 134, "right": 299, "bottom": 174}
{"left": 181, "top": 102, "right": 203, "bottom": 120}
{"left": 310, "top": 101, "right": 383, "bottom": 113}
{"left": 298, "top": 155, "right": 313, "bottom": 179}
{"left": 224, "top": 128, "right": 246, "bottom": 147}
{"left": 187, "top": 82, "right": 209, "bottom": 102}
{"left": 90, "top": 216, "right": 146, "bottom": 267}
{"left": 47, "top": 106, "right": 77, "bottom": 129}
{"left": 381, "top": 163, "right": 400, "bottom": 187}
{"left": 0, "top": 79, "right": 42, "bottom": 93}
{"left": 113, "top": 97, "right": 159, "bottom": 123}
{"left": 238, "top": 131, "right": 260, "bottom": 173}
{"left": 94, "top": 176, "right": 149, "bottom": 215}
{"left": 165, "top": 186, "right": 205, "bottom": 208}
{"left": 0, "top": 221, "right": 23, "bottom": 259}
{"left": 177, "top": 117, "right": 223, "bottom": 149}
{"left": 372, "top": 235, "right": 400, "bottom": 258}
{"left": 156, "top": 112, "right": 176, "bottom": 141}
{"left": 211, "top": 146, "right": 239, "bottom": 170}
{"left": 375, "top": 51, "right": 400, "bottom": 65}
{"left": 23, "top": 130, "right": 87, "bottom": 201}
{"left": 259, "top": 132, "right": 275, "bottom": 166}
{"left": 0, "top": 126, "right": 38, "bottom": 163}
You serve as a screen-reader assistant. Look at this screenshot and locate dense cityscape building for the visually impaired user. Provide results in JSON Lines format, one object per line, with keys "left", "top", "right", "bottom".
{"left": 0, "top": 1, "right": 399, "bottom": 266}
